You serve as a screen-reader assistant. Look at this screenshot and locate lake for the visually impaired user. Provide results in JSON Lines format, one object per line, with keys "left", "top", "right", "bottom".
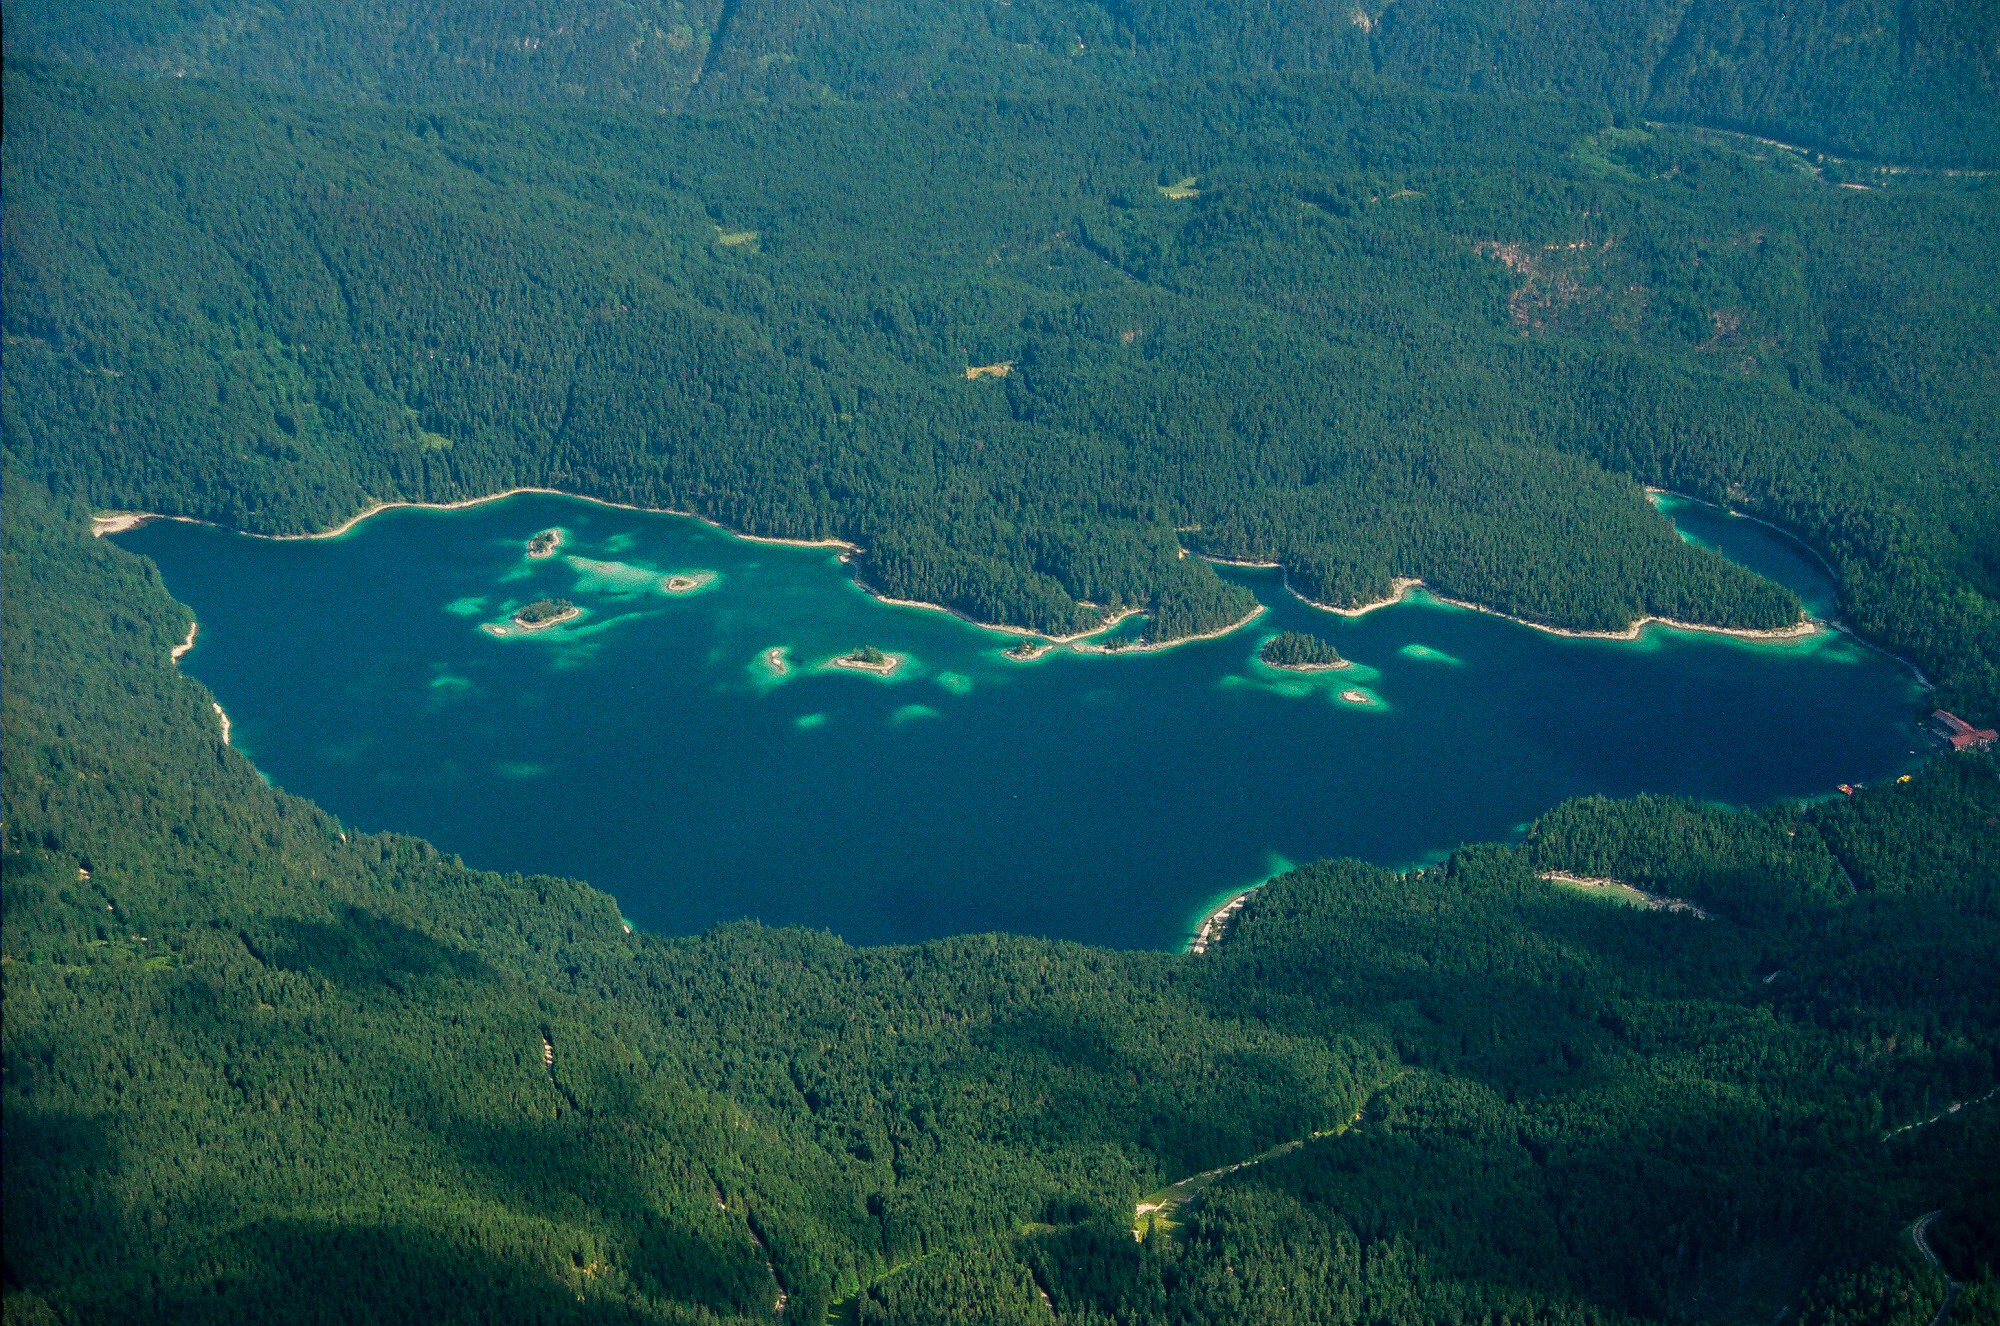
{"left": 114, "top": 492, "right": 1932, "bottom": 950}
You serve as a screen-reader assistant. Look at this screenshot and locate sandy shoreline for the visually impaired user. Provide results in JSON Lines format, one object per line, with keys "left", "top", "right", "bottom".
{"left": 172, "top": 621, "right": 198, "bottom": 660}
{"left": 1310, "top": 577, "right": 1427, "bottom": 619}
{"left": 482, "top": 605, "right": 582, "bottom": 636}
{"left": 93, "top": 488, "right": 864, "bottom": 551}
{"left": 1186, "top": 888, "right": 1258, "bottom": 955}
{"left": 827, "top": 651, "right": 907, "bottom": 677}
{"left": 1264, "top": 655, "right": 1350, "bottom": 673}
{"left": 514, "top": 606, "right": 582, "bottom": 632}
{"left": 91, "top": 492, "right": 1255, "bottom": 656}
{"left": 867, "top": 593, "right": 1148, "bottom": 646}
{"left": 91, "top": 512, "right": 152, "bottom": 537}
{"left": 1071, "top": 604, "right": 1267, "bottom": 655}
{"left": 91, "top": 491, "right": 1186, "bottom": 653}
{"left": 1298, "top": 575, "right": 1820, "bottom": 643}
{"left": 96, "top": 487, "right": 1828, "bottom": 657}
{"left": 1201, "top": 529, "right": 1826, "bottom": 644}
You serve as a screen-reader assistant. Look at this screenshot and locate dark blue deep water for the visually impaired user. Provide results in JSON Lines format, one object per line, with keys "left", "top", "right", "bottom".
{"left": 116, "top": 492, "right": 1931, "bottom": 950}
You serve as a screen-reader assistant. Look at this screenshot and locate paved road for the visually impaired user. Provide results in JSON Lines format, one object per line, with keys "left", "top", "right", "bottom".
{"left": 1911, "top": 1212, "right": 1959, "bottom": 1326}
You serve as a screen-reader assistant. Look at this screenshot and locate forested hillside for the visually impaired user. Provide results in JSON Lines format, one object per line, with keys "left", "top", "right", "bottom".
{"left": 5, "top": 469, "right": 1996, "bottom": 1323}
{"left": 5, "top": 0, "right": 1996, "bottom": 167}
{"left": 6, "top": 60, "right": 1997, "bottom": 710}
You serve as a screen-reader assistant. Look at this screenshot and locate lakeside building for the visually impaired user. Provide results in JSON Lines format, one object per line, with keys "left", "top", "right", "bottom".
{"left": 1929, "top": 710, "right": 1998, "bottom": 751}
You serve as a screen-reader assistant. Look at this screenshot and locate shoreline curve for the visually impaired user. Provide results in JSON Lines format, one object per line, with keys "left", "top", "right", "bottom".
{"left": 1203, "top": 555, "right": 1819, "bottom": 645}
{"left": 92, "top": 490, "right": 1267, "bottom": 657}
{"left": 96, "top": 489, "right": 1920, "bottom": 673}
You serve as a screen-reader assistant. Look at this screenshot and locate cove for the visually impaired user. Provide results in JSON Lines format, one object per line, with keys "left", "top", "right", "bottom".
{"left": 113, "top": 493, "right": 1932, "bottom": 951}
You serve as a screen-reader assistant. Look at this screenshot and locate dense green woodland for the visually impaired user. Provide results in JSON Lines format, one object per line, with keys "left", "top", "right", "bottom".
{"left": 6, "top": 61, "right": 1997, "bottom": 710}
{"left": 1260, "top": 630, "right": 1344, "bottom": 668}
{"left": 3, "top": 0, "right": 1995, "bottom": 168}
{"left": 5, "top": 470, "right": 1997, "bottom": 1323}
{"left": 5, "top": 33, "right": 2000, "bottom": 1326}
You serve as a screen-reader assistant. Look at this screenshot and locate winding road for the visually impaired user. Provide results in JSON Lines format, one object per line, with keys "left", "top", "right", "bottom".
{"left": 1911, "top": 1213, "right": 1959, "bottom": 1326}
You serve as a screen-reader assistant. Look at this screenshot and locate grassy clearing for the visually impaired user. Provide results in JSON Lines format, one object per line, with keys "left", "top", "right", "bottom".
{"left": 1158, "top": 176, "right": 1199, "bottom": 199}
{"left": 1543, "top": 872, "right": 1660, "bottom": 908}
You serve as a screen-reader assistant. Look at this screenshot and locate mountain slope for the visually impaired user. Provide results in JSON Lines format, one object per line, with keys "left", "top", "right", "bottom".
{"left": 5, "top": 0, "right": 1996, "bottom": 165}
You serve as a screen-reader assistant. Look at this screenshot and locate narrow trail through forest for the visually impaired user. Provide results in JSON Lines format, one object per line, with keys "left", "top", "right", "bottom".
{"left": 1129, "top": 1081, "right": 1404, "bottom": 1240}
{"left": 1882, "top": 1084, "right": 1999, "bottom": 1140}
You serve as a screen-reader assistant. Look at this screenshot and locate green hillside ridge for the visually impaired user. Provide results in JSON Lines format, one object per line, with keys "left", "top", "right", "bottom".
{"left": 3, "top": 0, "right": 1995, "bottom": 168}
{"left": 5, "top": 470, "right": 1997, "bottom": 1323}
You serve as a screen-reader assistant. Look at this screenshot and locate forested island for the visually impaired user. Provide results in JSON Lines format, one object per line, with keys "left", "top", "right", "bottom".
{"left": 4, "top": 7, "right": 1998, "bottom": 1324}
{"left": 511, "top": 598, "right": 578, "bottom": 630}
{"left": 525, "top": 529, "right": 562, "bottom": 559}
{"left": 1260, "top": 630, "right": 1346, "bottom": 671}
{"left": 833, "top": 645, "right": 900, "bottom": 675}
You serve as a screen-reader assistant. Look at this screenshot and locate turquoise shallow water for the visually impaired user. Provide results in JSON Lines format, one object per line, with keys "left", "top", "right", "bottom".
{"left": 116, "top": 493, "right": 1932, "bottom": 950}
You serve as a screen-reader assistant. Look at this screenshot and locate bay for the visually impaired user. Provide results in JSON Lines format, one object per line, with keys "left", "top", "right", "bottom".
{"left": 114, "top": 492, "right": 1932, "bottom": 950}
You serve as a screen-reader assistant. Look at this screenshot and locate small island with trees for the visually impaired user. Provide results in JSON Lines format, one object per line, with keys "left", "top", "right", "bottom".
{"left": 662, "top": 571, "right": 717, "bottom": 594}
{"left": 512, "top": 597, "right": 580, "bottom": 630}
{"left": 832, "top": 645, "right": 902, "bottom": 675}
{"left": 1005, "top": 637, "right": 1052, "bottom": 661}
{"left": 1259, "top": 630, "right": 1346, "bottom": 671}
{"left": 525, "top": 529, "right": 563, "bottom": 559}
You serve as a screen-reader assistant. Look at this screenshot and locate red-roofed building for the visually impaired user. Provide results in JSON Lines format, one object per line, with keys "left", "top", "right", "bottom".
{"left": 1930, "top": 711, "right": 1998, "bottom": 751}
